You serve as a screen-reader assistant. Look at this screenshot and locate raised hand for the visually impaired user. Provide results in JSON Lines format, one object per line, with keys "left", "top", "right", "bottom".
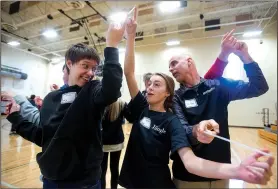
{"left": 218, "top": 29, "right": 240, "bottom": 62}
{"left": 125, "top": 7, "right": 138, "bottom": 39}
{"left": 106, "top": 19, "right": 127, "bottom": 48}
{"left": 195, "top": 119, "right": 220, "bottom": 144}
{"left": 236, "top": 149, "right": 274, "bottom": 184}
{"left": 233, "top": 41, "right": 254, "bottom": 64}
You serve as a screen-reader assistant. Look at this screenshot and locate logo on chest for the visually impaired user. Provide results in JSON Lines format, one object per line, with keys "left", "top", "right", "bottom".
{"left": 140, "top": 117, "right": 166, "bottom": 134}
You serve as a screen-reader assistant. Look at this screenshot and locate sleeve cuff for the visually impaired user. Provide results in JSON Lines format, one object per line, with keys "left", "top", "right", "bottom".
{"left": 244, "top": 62, "right": 259, "bottom": 76}
{"left": 13, "top": 95, "right": 28, "bottom": 105}
{"left": 104, "top": 47, "right": 119, "bottom": 63}
{"left": 170, "top": 143, "right": 191, "bottom": 160}
{"left": 185, "top": 125, "right": 200, "bottom": 146}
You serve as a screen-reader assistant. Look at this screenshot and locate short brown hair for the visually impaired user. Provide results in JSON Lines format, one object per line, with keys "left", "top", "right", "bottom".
{"left": 65, "top": 43, "right": 100, "bottom": 73}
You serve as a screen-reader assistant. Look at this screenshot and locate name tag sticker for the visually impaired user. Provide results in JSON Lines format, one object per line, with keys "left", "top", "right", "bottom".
{"left": 185, "top": 99, "right": 198, "bottom": 108}
{"left": 140, "top": 117, "right": 151, "bottom": 129}
{"left": 61, "top": 92, "right": 77, "bottom": 104}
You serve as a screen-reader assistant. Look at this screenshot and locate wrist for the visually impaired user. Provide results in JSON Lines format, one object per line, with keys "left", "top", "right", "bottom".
{"left": 106, "top": 43, "right": 118, "bottom": 48}
{"left": 240, "top": 53, "right": 254, "bottom": 64}
{"left": 218, "top": 51, "right": 231, "bottom": 62}
{"left": 126, "top": 34, "right": 136, "bottom": 39}
{"left": 192, "top": 124, "right": 198, "bottom": 138}
{"left": 233, "top": 164, "right": 242, "bottom": 180}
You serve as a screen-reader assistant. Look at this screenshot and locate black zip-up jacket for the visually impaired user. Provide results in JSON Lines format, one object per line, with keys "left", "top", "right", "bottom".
{"left": 172, "top": 62, "right": 268, "bottom": 182}
{"left": 7, "top": 47, "right": 123, "bottom": 186}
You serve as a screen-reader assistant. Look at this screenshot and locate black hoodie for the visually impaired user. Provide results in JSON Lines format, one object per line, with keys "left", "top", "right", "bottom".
{"left": 172, "top": 62, "right": 268, "bottom": 182}
{"left": 7, "top": 47, "right": 123, "bottom": 186}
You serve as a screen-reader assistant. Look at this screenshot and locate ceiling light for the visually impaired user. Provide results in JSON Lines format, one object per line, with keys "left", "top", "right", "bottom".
{"left": 42, "top": 29, "right": 58, "bottom": 38}
{"left": 243, "top": 31, "right": 262, "bottom": 38}
{"left": 51, "top": 57, "right": 64, "bottom": 64}
{"left": 7, "top": 41, "right": 20, "bottom": 46}
{"left": 166, "top": 40, "right": 180, "bottom": 46}
{"left": 109, "top": 12, "right": 127, "bottom": 24}
{"left": 159, "top": 1, "right": 181, "bottom": 13}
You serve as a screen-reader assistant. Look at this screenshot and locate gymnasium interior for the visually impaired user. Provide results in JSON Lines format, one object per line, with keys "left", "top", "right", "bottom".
{"left": 1, "top": 1, "right": 277, "bottom": 188}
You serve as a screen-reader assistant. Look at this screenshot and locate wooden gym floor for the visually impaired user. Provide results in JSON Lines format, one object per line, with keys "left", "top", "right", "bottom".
{"left": 1, "top": 118, "right": 277, "bottom": 188}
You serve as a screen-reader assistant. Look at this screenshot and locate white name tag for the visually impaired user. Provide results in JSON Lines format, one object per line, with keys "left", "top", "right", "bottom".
{"left": 140, "top": 117, "right": 151, "bottom": 129}
{"left": 185, "top": 99, "right": 198, "bottom": 108}
{"left": 61, "top": 92, "right": 77, "bottom": 104}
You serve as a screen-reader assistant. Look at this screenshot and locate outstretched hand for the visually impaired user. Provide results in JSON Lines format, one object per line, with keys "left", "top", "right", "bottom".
{"left": 236, "top": 149, "right": 274, "bottom": 185}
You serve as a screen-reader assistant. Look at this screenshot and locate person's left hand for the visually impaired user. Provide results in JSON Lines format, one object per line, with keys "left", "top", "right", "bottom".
{"left": 9, "top": 101, "right": 20, "bottom": 114}
{"left": 235, "top": 149, "right": 274, "bottom": 184}
{"left": 1, "top": 91, "right": 17, "bottom": 115}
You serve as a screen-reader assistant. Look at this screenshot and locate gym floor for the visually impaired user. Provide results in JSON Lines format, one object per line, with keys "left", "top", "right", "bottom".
{"left": 1, "top": 118, "right": 277, "bottom": 188}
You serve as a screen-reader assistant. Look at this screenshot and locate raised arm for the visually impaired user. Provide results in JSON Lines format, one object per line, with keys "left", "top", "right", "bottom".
{"left": 124, "top": 8, "right": 139, "bottom": 99}
{"left": 178, "top": 147, "right": 273, "bottom": 184}
{"left": 93, "top": 22, "right": 125, "bottom": 106}
{"left": 204, "top": 30, "right": 236, "bottom": 79}
{"left": 219, "top": 42, "right": 268, "bottom": 102}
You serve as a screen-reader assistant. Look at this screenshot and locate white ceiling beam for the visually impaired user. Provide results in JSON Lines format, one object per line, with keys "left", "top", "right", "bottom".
{"left": 27, "top": 1, "right": 273, "bottom": 48}
{"left": 14, "top": 6, "right": 76, "bottom": 28}
{"left": 257, "top": 1, "right": 277, "bottom": 29}
{"left": 2, "top": 32, "right": 63, "bottom": 57}
{"left": 27, "top": 4, "right": 156, "bottom": 39}
{"left": 1, "top": 42, "right": 50, "bottom": 61}
{"left": 38, "top": 16, "right": 271, "bottom": 56}
{"left": 27, "top": 1, "right": 273, "bottom": 40}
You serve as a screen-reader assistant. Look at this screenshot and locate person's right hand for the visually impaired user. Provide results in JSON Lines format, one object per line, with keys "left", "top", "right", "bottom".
{"left": 195, "top": 119, "right": 220, "bottom": 144}
{"left": 221, "top": 29, "right": 240, "bottom": 54}
{"left": 218, "top": 29, "right": 241, "bottom": 62}
{"left": 235, "top": 149, "right": 274, "bottom": 184}
{"left": 106, "top": 19, "right": 127, "bottom": 48}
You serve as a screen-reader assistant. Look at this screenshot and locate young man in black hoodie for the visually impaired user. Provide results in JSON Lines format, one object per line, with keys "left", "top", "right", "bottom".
{"left": 6, "top": 22, "right": 125, "bottom": 189}
{"left": 168, "top": 32, "right": 269, "bottom": 188}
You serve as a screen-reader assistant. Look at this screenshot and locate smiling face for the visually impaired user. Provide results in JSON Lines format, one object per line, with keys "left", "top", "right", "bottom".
{"left": 66, "top": 59, "right": 98, "bottom": 87}
{"left": 64, "top": 43, "right": 100, "bottom": 87}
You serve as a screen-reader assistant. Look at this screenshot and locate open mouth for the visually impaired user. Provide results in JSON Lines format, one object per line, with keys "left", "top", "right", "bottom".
{"left": 82, "top": 76, "right": 90, "bottom": 82}
{"left": 173, "top": 73, "right": 178, "bottom": 78}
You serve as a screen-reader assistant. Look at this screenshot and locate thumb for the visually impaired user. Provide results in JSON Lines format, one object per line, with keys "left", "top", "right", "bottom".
{"left": 252, "top": 149, "right": 270, "bottom": 160}
{"left": 197, "top": 122, "right": 205, "bottom": 133}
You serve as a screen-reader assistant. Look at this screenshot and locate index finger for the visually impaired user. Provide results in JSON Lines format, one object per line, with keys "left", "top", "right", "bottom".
{"left": 223, "top": 29, "right": 235, "bottom": 41}
{"left": 133, "top": 7, "right": 138, "bottom": 21}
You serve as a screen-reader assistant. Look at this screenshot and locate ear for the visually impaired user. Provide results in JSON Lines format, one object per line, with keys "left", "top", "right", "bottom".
{"left": 187, "top": 57, "right": 193, "bottom": 66}
{"left": 66, "top": 60, "right": 72, "bottom": 70}
{"left": 165, "top": 91, "right": 170, "bottom": 98}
